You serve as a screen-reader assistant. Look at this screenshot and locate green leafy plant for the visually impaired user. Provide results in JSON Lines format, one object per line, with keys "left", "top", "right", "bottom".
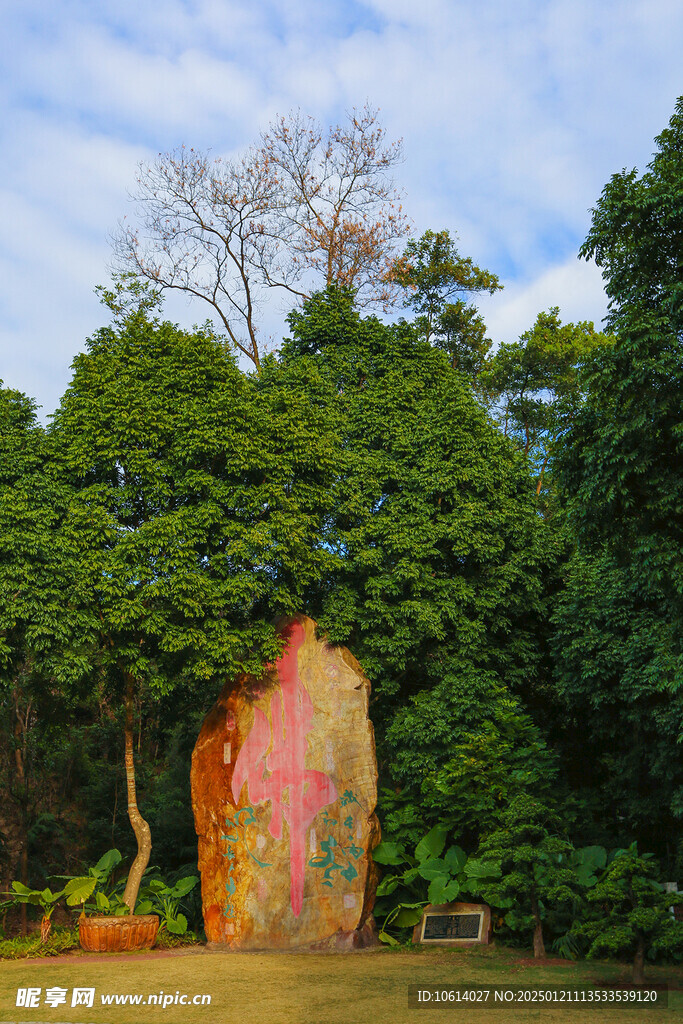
{"left": 569, "top": 845, "right": 608, "bottom": 887}
{"left": 134, "top": 875, "right": 198, "bottom": 934}
{"left": 55, "top": 851, "right": 197, "bottom": 932}
{"left": 372, "top": 825, "right": 499, "bottom": 945}
{"left": 548, "top": 845, "right": 608, "bottom": 959}
{"left": 55, "top": 848, "right": 129, "bottom": 917}
{"left": 0, "top": 883, "right": 65, "bottom": 943}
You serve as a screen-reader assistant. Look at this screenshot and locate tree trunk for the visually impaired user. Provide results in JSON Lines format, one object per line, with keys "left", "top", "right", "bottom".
{"left": 536, "top": 452, "right": 550, "bottom": 496}
{"left": 121, "top": 674, "right": 151, "bottom": 912}
{"left": 18, "top": 846, "right": 28, "bottom": 936}
{"left": 12, "top": 692, "right": 30, "bottom": 936}
{"left": 633, "top": 934, "right": 646, "bottom": 986}
{"left": 530, "top": 894, "right": 546, "bottom": 959}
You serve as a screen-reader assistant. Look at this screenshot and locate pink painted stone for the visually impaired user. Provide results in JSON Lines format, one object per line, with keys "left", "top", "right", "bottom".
{"left": 231, "top": 621, "right": 338, "bottom": 917}
{"left": 191, "top": 614, "right": 380, "bottom": 950}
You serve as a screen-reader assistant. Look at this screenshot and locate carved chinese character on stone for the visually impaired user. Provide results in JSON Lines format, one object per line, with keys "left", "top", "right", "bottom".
{"left": 191, "top": 615, "right": 379, "bottom": 949}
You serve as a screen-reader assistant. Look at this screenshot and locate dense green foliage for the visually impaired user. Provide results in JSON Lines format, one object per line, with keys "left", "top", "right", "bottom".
{"left": 51, "top": 311, "right": 338, "bottom": 691}
{"left": 482, "top": 309, "right": 612, "bottom": 497}
{"left": 578, "top": 847, "right": 683, "bottom": 983}
{"left": 271, "top": 288, "right": 553, "bottom": 845}
{"left": 0, "top": 385, "right": 89, "bottom": 929}
{"left": 372, "top": 825, "right": 500, "bottom": 944}
{"left": 388, "top": 228, "right": 501, "bottom": 377}
{"left": 47, "top": 309, "right": 345, "bottom": 907}
{"left": 553, "top": 97, "right": 683, "bottom": 852}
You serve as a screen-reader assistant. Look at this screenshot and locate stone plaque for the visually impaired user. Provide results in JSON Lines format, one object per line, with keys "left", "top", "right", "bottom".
{"left": 423, "top": 913, "right": 481, "bottom": 940}
{"left": 191, "top": 614, "right": 380, "bottom": 950}
{"left": 413, "top": 902, "right": 491, "bottom": 946}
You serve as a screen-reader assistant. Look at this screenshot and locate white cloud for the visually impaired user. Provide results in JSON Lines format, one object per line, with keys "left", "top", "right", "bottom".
{"left": 479, "top": 256, "right": 610, "bottom": 346}
{"left": 5, "top": 28, "right": 268, "bottom": 144}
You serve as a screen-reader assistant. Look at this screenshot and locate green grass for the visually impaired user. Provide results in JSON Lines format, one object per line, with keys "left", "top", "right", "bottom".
{"left": 0, "top": 927, "right": 79, "bottom": 960}
{"left": 0, "top": 944, "right": 680, "bottom": 1024}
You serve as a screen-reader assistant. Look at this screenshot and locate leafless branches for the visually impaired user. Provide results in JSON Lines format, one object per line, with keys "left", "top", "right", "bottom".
{"left": 260, "top": 104, "right": 408, "bottom": 306}
{"left": 112, "top": 105, "right": 409, "bottom": 368}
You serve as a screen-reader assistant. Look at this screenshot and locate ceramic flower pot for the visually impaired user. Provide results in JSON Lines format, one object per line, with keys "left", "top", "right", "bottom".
{"left": 79, "top": 913, "right": 159, "bottom": 952}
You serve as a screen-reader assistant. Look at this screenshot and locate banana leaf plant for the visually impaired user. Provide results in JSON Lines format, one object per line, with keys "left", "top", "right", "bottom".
{"left": 1, "top": 883, "right": 65, "bottom": 943}
{"left": 134, "top": 875, "right": 198, "bottom": 934}
{"left": 372, "top": 825, "right": 501, "bottom": 945}
{"left": 52, "top": 849, "right": 129, "bottom": 917}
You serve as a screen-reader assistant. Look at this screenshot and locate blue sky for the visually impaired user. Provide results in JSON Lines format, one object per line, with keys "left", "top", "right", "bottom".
{"left": 2, "top": 0, "right": 683, "bottom": 417}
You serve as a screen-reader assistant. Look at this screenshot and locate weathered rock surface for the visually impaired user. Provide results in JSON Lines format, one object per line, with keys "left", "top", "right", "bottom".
{"left": 191, "top": 614, "right": 379, "bottom": 950}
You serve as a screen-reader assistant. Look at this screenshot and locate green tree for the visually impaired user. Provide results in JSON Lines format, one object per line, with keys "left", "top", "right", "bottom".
{"left": 475, "top": 794, "right": 581, "bottom": 959}
{"left": 274, "top": 287, "right": 551, "bottom": 843}
{"left": 580, "top": 847, "right": 683, "bottom": 985}
{"left": 570, "top": 95, "right": 683, "bottom": 564}
{"left": 554, "top": 97, "right": 683, "bottom": 851}
{"left": 552, "top": 551, "right": 682, "bottom": 851}
{"left": 483, "top": 308, "right": 612, "bottom": 497}
{"left": 418, "top": 709, "right": 557, "bottom": 842}
{"left": 0, "top": 387, "right": 87, "bottom": 931}
{"left": 434, "top": 299, "right": 494, "bottom": 379}
{"left": 50, "top": 309, "right": 337, "bottom": 910}
{"left": 387, "top": 229, "right": 501, "bottom": 377}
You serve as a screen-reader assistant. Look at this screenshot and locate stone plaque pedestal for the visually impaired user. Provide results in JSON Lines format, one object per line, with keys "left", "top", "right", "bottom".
{"left": 413, "top": 902, "right": 492, "bottom": 946}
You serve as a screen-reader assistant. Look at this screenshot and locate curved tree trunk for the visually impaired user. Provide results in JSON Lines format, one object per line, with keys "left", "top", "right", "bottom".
{"left": 121, "top": 673, "right": 151, "bottom": 912}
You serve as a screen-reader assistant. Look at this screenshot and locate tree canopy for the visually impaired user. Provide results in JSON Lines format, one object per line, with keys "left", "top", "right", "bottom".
{"left": 387, "top": 229, "right": 501, "bottom": 379}
{"left": 483, "top": 308, "right": 612, "bottom": 497}
{"left": 553, "top": 96, "right": 683, "bottom": 846}
{"left": 48, "top": 309, "right": 340, "bottom": 906}
{"left": 266, "top": 287, "right": 553, "bottom": 843}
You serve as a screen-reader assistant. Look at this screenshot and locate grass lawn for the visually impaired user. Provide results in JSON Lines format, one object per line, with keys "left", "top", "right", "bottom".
{"left": 0, "top": 943, "right": 680, "bottom": 1024}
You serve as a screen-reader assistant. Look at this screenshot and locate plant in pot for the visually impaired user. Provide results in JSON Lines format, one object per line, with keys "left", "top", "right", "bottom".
{"left": 59, "top": 849, "right": 160, "bottom": 952}
{"left": 135, "top": 875, "right": 199, "bottom": 938}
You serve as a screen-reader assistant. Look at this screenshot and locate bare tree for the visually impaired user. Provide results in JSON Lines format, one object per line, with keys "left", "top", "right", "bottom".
{"left": 259, "top": 104, "right": 408, "bottom": 306}
{"left": 112, "top": 105, "right": 408, "bottom": 368}
{"left": 113, "top": 146, "right": 277, "bottom": 367}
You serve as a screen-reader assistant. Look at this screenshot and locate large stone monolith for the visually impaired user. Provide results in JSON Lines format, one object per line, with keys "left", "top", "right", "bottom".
{"left": 191, "top": 615, "right": 379, "bottom": 950}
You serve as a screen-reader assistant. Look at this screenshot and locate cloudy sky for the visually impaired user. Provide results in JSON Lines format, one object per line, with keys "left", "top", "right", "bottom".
{"left": 2, "top": 0, "right": 682, "bottom": 418}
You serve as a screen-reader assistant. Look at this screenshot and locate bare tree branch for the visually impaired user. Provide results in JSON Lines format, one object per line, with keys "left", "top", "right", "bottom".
{"left": 112, "top": 106, "right": 409, "bottom": 367}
